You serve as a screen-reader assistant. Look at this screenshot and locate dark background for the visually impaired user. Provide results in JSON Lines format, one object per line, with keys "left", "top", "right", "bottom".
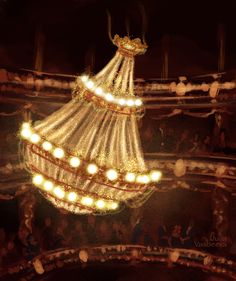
{"left": 0, "top": 0, "right": 236, "bottom": 77}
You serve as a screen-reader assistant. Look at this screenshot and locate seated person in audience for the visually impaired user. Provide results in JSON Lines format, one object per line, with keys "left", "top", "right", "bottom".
{"left": 182, "top": 220, "right": 195, "bottom": 248}
{"left": 189, "top": 132, "right": 201, "bottom": 153}
{"left": 157, "top": 223, "right": 169, "bottom": 247}
{"left": 131, "top": 218, "right": 143, "bottom": 244}
{"left": 175, "top": 130, "right": 191, "bottom": 153}
{"left": 201, "top": 135, "right": 212, "bottom": 153}
{"left": 41, "top": 217, "right": 55, "bottom": 250}
{"left": 169, "top": 225, "right": 183, "bottom": 248}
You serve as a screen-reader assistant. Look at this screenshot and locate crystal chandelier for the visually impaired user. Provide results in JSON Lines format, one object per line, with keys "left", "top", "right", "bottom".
{"left": 20, "top": 35, "right": 162, "bottom": 214}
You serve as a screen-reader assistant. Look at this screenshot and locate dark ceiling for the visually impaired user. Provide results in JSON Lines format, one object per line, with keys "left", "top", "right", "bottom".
{"left": 0, "top": 0, "right": 236, "bottom": 75}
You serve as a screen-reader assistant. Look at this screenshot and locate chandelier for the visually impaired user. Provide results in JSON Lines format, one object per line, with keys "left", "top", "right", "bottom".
{"left": 19, "top": 35, "right": 162, "bottom": 214}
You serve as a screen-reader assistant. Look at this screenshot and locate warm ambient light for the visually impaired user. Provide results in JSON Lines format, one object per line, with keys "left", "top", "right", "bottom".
{"left": 125, "top": 172, "right": 136, "bottom": 182}
{"left": 43, "top": 180, "right": 53, "bottom": 191}
{"left": 106, "top": 169, "right": 118, "bottom": 181}
{"left": 86, "top": 80, "right": 94, "bottom": 89}
{"left": 118, "top": 98, "right": 126, "bottom": 106}
{"left": 81, "top": 75, "right": 89, "bottom": 82}
{"left": 30, "top": 133, "right": 41, "bottom": 144}
{"left": 110, "top": 202, "right": 118, "bottom": 210}
{"left": 95, "top": 87, "right": 103, "bottom": 96}
{"left": 135, "top": 99, "right": 142, "bottom": 106}
{"left": 53, "top": 186, "right": 65, "bottom": 199}
{"left": 21, "top": 128, "right": 32, "bottom": 139}
{"left": 136, "top": 175, "right": 150, "bottom": 184}
{"left": 53, "top": 148, "right": 65, "bottom": 159}
{"left": 42, "top": 141, "right": 53, "bottom": 151}
{"left": 127, "top": 99, "right": 135, "bottom": 107}
{"left": 67, "top": 192, "right": 77, "bottom": 202}
{"left": 81, "top": 197, "right": 93, "bottom": 206}
{"left": 150, "top": 170, "right": 162, "bottom": 182}
{"left": 69, "top": 157, "right": 81, "bottom": 168}
{"left": 96, "top": 200, "right": 105, "bottom": 209}
{"left": 22, "top": 122, "right": 30, "bottom": 129}
{"left": 33, "top": 174, "right": 44, "bottom": 185}
{"left": 87, "top": 164, "right": 98, "bottom": 174}
{"left": 105, "top": 93, "right": 114, "bottom": 101}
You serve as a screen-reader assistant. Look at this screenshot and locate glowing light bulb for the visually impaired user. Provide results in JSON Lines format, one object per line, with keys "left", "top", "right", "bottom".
{"left": 127, "top": 99, "right": 135, "bottom": 107}
{"left": 22, "top": 122, "right": 30, "bottom": 129}
{"left": 42, "top": 141, "right": 52, "bottom": 151}
{"left": 69, "top": 157, "right": 81, "bottom": 168}
{"left": 106, "top": 169, "right": 118, "bottom": 181}
{"left": 30, "top": 133, "right": 40, "bottom": 143}
{"left": 142, "top": 175, "right": 150, "bottom": 184}
{"left": 118, "top": 98, "right": 126, "bottom": 106}
{"left": 96, "top": 200, "right": 105, "bottom": 209}
{"left": 81, "top": 197, "right": 93, "bottom": 206}
{"left": 21, "top": 128, "right": 32, "bottom": 139}
{"left": 136, "top": 175, "right": 150, "bottom": 184}
{"left": 95, "top": 87, "right": 103, "bottom": 96}
{"left": 150, "top": 170, "right": 162, "bottom": 182}
{"left": 53, "top": 186, "right": 65, "bottom": 199}
{"left": 135, "top": 99, "right": 142, "bottom": 106}
{"left": 87, "top": 164, "right": 98, "bottom": 174}
{"left": 81, "top": 75, "right": 89, "bottom": 82}
{"left": 33, "top": 174, "right": 43, "bottom": 185}
{"left": 125, "top": 172, "right": 136, "bottom": 182}
{"left": 53, "top": 148, "right": 64, "bottom": 159}
{"left": 105, "top": 93, "right": 114, "bottom": 102}
{"left": 68, "top": 192, "right": 77, "bottom": 202}
{"left": 43, "top": 180, "right": 53, "bottom": 191}
{"left": 86, "top": 80, "right": 94, "bottom": 89}
{"left": 110, "top": 202, "right": 118, "bottom": 210}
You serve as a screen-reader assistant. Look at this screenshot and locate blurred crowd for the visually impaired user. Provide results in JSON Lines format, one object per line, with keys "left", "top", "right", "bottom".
{"left": 141, "top": 122, "right": 236, "bottom": 155}
{"left": 1, "top": 211, "right": 235, "bottom": 268}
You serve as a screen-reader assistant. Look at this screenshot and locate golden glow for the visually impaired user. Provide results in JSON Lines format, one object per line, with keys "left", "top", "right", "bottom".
{"left": 53, "top": 186, "right": 65, "bottom": 199}
{"left": 43, "top": 180, "right": 53, "bottom": 191}
{"left": 125, "top": 172, "right": 136, "bottom": 182}
{"left": 81, "top": 197, "right": 93, "bottom": 206}
{"left": 69, "top": 157, "right": 81, "bottom": 168}
{"left": 142, "top": 175, "right": 150, "bottom": 184}
{"left": 150, "top": 170, "right": 162, "bottom": 182}
{"left": 105, "top": 93, "right": 114, "bottom": 102}
{"left": 30, "top": 133, "right": 40, "bottom": 143}
{"left": 22, "top": 122, "right": 30, "bottom": 129}
{"left": 33, "top": 174, "right": 44, "bottom": 185}
{"left": 136, "top": 175, "right": 150, "bottom": 184}
{"left": 68, "top": 192, "right": 77, "bottom": 202}
{"left": 42, "top": 141, "right": 52, "bottom": 151}
{"left": 127, "top": 99, "right": 134, "bottom": 107}
{"left": 96, "top": 200, "right": 105, "bottom": 209}
{"left": 118, "top": 98, "right": 126, "bottom": 106}
{"left": 135, "top": 99, "right": 142, "bottom": 106}
{"left": 95, "top": 87, "right": 103, "bottom": 96}
{"left": 53, "top": 148, "right": 64, "bottom": 159}
{"left": 87, "top": 164, "right": 98, "bottom": 174}
{"left": 86, "top": 80, "right": 94, "bottom": 89}
{"left": 21, "top": 128, "right": 31, "bottom": 139}
{"left": 106, "top": 169, "right": 118, "bottom": 181}
{"left": 81, "top": 75, "right": 89, "bottom": 82}
{"left": 110, "top": 202, "right": 118, "bottom": 210}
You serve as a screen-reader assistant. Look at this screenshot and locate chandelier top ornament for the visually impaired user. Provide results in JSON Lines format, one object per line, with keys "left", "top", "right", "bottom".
{"left": 20, "top": 34, "right": 162, "bottom": 215}
{"left": 113, "top": 34, "right": 148, "bottom": 57}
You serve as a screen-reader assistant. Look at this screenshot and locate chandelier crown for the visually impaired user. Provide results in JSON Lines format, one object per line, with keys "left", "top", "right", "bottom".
{"left": 113, "top": 34, "right": 147, "bottom": 57}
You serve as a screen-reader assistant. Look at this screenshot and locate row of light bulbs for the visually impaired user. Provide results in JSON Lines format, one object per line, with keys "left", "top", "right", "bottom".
{"left": 32, "top": 173, "right": 119, "bottom": 210}
{"left": 20, "top": 123, "right": 162, "bottom": 185}
{"left": 80, "top": 75, "right": 143, "bottom": 107}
